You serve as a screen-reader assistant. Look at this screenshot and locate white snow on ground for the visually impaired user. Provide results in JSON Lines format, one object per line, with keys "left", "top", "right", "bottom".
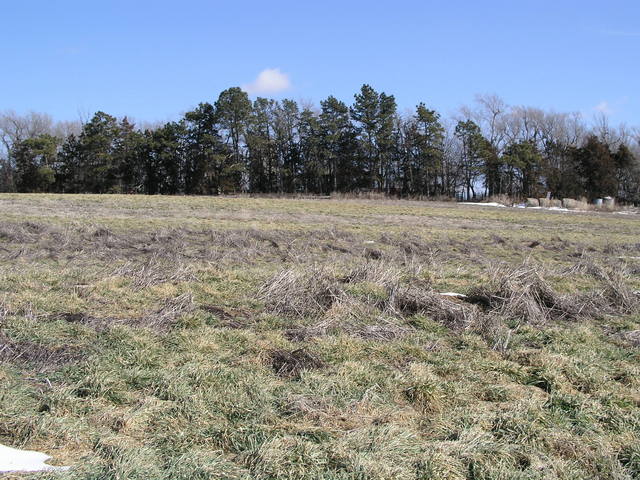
{"left": 459, "top": 202, "right": 598, "bottom": 213}
{"left": 0, "top": 444, "right": 69, "bottom": 473}
{"left": 460, "top": 202, "right": 507, "bottom": 208}
{"left": 439, "top": 292, "right": 467, "bottom": 298}
{"left": 521, "top": 206, "right": 572, "bottom": 212}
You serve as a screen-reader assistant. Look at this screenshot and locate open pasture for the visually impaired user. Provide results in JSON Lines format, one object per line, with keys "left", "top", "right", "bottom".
{"left": 1, "top": 194, "right": 639, "bottom": 479}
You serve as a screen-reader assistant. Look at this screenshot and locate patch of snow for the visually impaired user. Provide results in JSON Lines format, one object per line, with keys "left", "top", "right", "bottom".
{"left": 363, "top": 240, "right": 375, "bottom": 244}
{"left": 511, "top": 204, "right": 573, "bottom": 212}
{"left": 439, "top": 292, "right": 467, "bottom": 298}
{"left": 0, "top": 444, "right": 70, "bottom": 473}
{"left": 460, "top": 201, "right": 634, "bottom": 215}
{"left": 459, "top": 202, "right": 507, "bottom": 208}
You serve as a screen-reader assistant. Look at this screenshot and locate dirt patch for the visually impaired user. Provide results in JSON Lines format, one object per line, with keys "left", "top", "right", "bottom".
{"left": 0, "top": 334, "right": 84, "bottom": 372}
{"left": 270, "top": 348, "right": 325, "bottom": 378}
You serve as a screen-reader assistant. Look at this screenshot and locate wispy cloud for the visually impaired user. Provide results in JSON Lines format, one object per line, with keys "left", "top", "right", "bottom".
{"left": 594, "top": 101, "right": 613, "bottom": 115}
{"left": 591, "top": 97, "right": 631, "bottom": 116}
{"left": 242, "top": 68, "right": 291, "bottom": 95}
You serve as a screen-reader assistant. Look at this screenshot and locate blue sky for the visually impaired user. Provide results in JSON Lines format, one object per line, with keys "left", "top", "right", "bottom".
{"left": 1, "top": 0, "right": 639, "bottom": 125}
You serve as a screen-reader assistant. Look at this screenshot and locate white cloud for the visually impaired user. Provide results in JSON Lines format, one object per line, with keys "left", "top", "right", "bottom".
{"left": 594, "top": 101, "right": 613, "bottom": 115}
{"left": 242, "top": 68, "right": 291, "bottom": 94}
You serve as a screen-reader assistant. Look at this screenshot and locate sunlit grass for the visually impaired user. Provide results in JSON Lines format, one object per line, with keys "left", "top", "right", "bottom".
{"left": 0, "top": 194, "right": 639, "bottom": 479}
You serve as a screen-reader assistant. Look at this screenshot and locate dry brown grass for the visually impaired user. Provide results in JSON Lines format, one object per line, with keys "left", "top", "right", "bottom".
{"left": 392, "top": 287, "right": 480, "bottom": 329}
{"left": 2, "top": 195, "right": 640, "bottom": 480}
{"left": 563, "top": 258, "right": 640, "bottom": 314}
{"left": 285, "top": 297, "right": 413, "bottom": 342}
{"left": 620, "top": 329, "right": 640, "bottom": 347}
{"left": 58, "top": 293, "right": 195, "bottom": 332}
{"left": 466, "top": 265, "right": 584, "bottom": 325}
{"left": 259, "top": 266, "right": 343, "bottom": 318}
{"left": 110, "top": 257, "right": 197, "bottom": 289}
{"left": 263, "top": 258, "right": 640, "bottom": 346}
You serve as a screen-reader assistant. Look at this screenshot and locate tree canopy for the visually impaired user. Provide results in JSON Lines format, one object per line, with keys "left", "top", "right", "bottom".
{"left": 1, "top": 87, "right": 639, "bottom": 202}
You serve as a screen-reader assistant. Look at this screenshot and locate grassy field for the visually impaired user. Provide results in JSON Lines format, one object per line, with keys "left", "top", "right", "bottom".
{"left": 1, "top": 194, "right": 639, "bottom": 480}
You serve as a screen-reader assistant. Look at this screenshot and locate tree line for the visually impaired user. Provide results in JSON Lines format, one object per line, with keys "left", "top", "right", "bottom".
{"left": 1, "top": 86, "right": 639, "bottom": 202}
